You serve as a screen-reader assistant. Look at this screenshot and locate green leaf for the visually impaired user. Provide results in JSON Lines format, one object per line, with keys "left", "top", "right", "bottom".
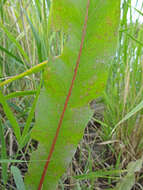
{"left": 25, "top": 89, "right": 93, "bottom": 189}
{"left": 0, "top": 159, "right": 27, "bottom": 163}
{"left": 114, "top": 158, "right": 143, "bottom": 190}
{"left": 112, "top": 99, "right": 143, "bottom": 135}
{"left": 19, "top": 80, "right": 42, "bottom": 149}
{"left": 23, "top": 9, "right": 43, "bottom": 62}
{"left": 127, "top": 159, "right": 143, "bottom": 173}
{"left": 0, "top": 44, "right": 24, "bottom": 64}
{"left": 11, "top": 166, "right": 25, "bottom": 190}
{"left": 25, "top": 1, "right": 121, "bottom": 189}
{"left": 47, "top": 0, "right": 51, "bottom": 9}
{"left": 5, "top": 90, "right": 36, "bottom": 100}
{"left": 34, "top": 0, "right": 42, "bottom": 21}
{"left": 0, "top": 22, "right": 29, "bottom": 62}
{"left": 0, "top": 118, "right": 8, "bottom": 184}
{"left": 74, "top": 169, "right": 126, "bottom": 180}
{"left": 0, "top": 90, "right": 21, "bottom": 143}
{"left": 115, "top": 174, "right": 135, "bottom": 190}
{"left": 0, "top": 159, "right": 47, "bottom": 163}
{"left": 0, "top": 60, "right": 47, "bottom": 87}
{"left": 0, "top": 0, "right": 8, "bottom": 20}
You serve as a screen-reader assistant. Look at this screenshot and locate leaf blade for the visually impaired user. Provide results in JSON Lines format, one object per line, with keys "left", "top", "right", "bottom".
{"left": 25, "top": 1, "right": 121, "bottom": 189}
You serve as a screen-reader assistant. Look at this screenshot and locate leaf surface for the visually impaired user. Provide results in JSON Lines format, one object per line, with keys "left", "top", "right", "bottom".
{"left": 11, "top": 166, "right": 25, "bottom": 190}
{"left": 114, "top": 158, "right": 143, "bottom": 190}
{"left": 25, "top": 0, "right": 121, "bottom": 189}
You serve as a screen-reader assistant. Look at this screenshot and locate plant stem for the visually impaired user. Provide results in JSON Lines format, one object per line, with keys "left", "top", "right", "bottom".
{"left": 0, "top": 60, "right": 48, "bottom": 87}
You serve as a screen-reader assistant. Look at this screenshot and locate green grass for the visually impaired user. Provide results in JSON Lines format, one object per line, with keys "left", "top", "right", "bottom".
{"left": 103, "top": 0, "right": 143, "bottom": 161}
{"left": 0, "top": 0, "right": 143, "bottom": 189}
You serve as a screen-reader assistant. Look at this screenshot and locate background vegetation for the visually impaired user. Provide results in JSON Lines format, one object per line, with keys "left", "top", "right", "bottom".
{"left": 0, "top": 0, "right": 143, "bottom": 189}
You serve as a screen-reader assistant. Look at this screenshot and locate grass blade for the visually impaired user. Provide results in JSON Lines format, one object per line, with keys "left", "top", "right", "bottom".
{"left": 0, "top": 22, "right": 29, "bottom": 62}
{"left": 0, "top": 90, "right": 21, "bottom": 142}
{"left": 34, "top": 0, "right": 42, "bottom": 21}
{"left": 23, "top": 9, "right": 43, "bottom": 62}
{"left": 0, "top": 0, "right": 8, "bottom": 21}
{"left": 0, "top": 60, "right": 48, "bottom": 87}
{"left": 0, "top": 117, "right": 8, "bottom": 184}
{"left": 74, "top": 169, "right": 126, "bottom": 180}
{"left": 5, "top": 90, "right": 36, "bottom": 100}
{"left": 0, "top": 44, "right": 24, "bottom": 64}
{"left": 20, "top": 79, "right": 42, "bottom": 149}
{"left": 127, "top": 33, "right": 143, "bottom": 46}
{"left": 112, "top": 100, "right": 143, "bottom": 135}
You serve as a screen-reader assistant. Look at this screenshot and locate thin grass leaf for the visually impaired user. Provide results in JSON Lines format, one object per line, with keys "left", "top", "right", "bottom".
{"left": 7, "top": 101, "right": 23, "bottom": 113}
{"left": 74, "top": 169, "right": 126, "bottom": 180}
{"left": 20, "top": 79, "right": 42, "bottom": 149}
{"left": 0, "top": 60, "right": 48, "bottom": 87}
{"left": 0, "top": 90, "right": 21, "bottom": 142}
{"left": 112, "top": 99, "right": 143, "bottom": 135}
{"left": 0, "top": 159, "right": 25, "bottom": 163}
{"left": 5, "top": 90, "right": 36, "bottom": 100}
{"left": 34, "top": 0, "right": 42, "bottom": 21}
{"left": 0, "top": 118, "right": 8, "bottom": 184}
{"left": 0, "top": 44, "right": 24, "bottom": 64}
{"left": 92, "top": 117, "right": 109, "bottom": 128}
{"left": 126, "top": 32, "right": 143, "bottom": 46}
{"left": 0, "top": 159, "right": 51, "bottom": 163}
{"left": 23, "top": 9, "right": 43, "bottom": 62}
{"left": 0, "top": 0, "right": 8, "bottom": 21}
{"left": 128, "top": 3, "right": 143, "bottom": 16}
{"left": 0, "top": 22, "right": 29, "bottom": 62}
{"left": 46, "top": 0, "right": 51, "bottom": 9}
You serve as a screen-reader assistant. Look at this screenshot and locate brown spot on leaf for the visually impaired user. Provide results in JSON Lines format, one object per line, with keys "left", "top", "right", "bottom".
{"left": 106, "top": 16, "right": 113, "bottom": 26}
